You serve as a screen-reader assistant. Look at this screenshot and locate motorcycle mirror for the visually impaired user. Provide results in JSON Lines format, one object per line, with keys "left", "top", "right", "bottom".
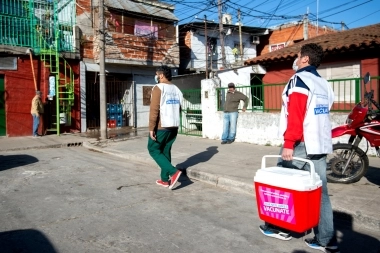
{"left": 363, "top": 72, "right": 371, "bottom": 85}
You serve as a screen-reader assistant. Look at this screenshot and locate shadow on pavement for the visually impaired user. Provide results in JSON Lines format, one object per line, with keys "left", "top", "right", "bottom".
{"left": 365, "top": 165, "right": 380, "bottom": 186}
{"left": 0, "top": 155, "right": 38, "bottom": 171}
{"left": 333, "top": 210, "right": 380, "bottom": 253}
{"left": 289, "top": 210, "right": 380, "bottom": 253}
{"left": 176, "top": 146, "right": 219, "bottom": 170}
{"left": 0, "top": 229, "right": 58, "bottom": 253}
{"left": 172, "top": 174, "right": 194, "bottom": 190}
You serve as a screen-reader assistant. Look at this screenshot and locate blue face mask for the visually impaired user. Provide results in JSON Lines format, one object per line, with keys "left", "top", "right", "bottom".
{"left": 154, "top": 75, "right": 159, "bottom": 84}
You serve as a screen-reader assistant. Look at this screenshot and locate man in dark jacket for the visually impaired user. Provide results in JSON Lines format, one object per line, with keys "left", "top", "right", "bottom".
{"left": 221, "top": 83, "right": 249, "bottom": 144}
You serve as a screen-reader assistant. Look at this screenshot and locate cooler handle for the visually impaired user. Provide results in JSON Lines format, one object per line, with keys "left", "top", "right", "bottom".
{"left": 261, "top": 155, "right": 316, "bottom": 185}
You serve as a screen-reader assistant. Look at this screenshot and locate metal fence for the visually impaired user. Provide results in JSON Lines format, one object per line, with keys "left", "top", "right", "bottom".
{"left": 179, "top": 89, "right": 202, "bottom": 136}
{"left": 86, "top": 77, "right": 133, "bottom": 129}
{"left": 0, "top": 0, "right": 76, "bottom": 52}
{"left": 217, "top": 76, "right": 380, "bottom": 112}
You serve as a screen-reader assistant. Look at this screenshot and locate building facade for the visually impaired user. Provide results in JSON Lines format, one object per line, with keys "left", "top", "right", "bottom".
{"left": 0, "top": 0, "right": 79, "bottom": 137}
{"left": 179, "top": 18, "right": 268, "bottom": 75}
{"left": 245, "top": 23, "right": 380, "bottom": 112}
{"left": 257, "top": 19, "right": 336, "bottom": 56}
{"left": 78, "top": 0, "right": 179, "bottom": 129}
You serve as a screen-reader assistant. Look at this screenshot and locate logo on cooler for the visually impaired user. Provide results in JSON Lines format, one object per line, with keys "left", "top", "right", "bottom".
{"left": 258, "top": 186, "right": 296, "bottom": 224}
{"left": 263, "top": 202, "right": 290, "bottom": 214}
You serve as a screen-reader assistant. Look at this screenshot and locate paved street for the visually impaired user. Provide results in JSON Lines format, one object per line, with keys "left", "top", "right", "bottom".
{"left": 1, "top": 146, "right": 379, "bottom": 253}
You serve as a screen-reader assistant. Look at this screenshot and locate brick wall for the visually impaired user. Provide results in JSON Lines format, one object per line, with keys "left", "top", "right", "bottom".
{"left": 260, "top": 24, "right": 337, "bottom": 55}
{"left": 78, "top": 4, "right": 178, "bottom": 64}
{"left": 1, "top": 57, "right": 47, "bottom": 136}
{"left": 0, "top": 57, "right": 81, "bottom": 137}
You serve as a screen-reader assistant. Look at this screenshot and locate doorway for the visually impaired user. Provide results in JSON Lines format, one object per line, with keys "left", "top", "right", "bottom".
{"left": 0, "top": 75, "right": 5, "bottom": 136}
{"left": 86, "top": 73, "right": 133, "bottom": 129}
{"left": 250, "top": 74, "right": 264, "bottom": 111}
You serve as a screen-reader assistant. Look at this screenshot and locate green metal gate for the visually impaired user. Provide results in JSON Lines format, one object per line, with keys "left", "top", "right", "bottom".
{"left": 179, "top": 89, "right": 202, "bottom": 136}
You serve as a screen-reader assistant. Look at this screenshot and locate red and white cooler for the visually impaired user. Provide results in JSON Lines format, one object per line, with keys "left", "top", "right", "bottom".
{"left": 254, "top": 155, "right": 322, "bottom": 233}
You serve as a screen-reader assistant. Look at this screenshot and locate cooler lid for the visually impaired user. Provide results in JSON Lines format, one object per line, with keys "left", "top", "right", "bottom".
{"left": 254, "top": 166, "right": 322, "bottom": 191}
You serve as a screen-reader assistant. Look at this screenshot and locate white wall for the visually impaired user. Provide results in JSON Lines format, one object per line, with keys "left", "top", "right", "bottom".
{"left": 218, "top": 66, "right": 253, "bottom": 87}
{"left": 217, "top": 66, "right": 266, "bottom": 110}
{"left": 201, "top": 78, "right": 377, "bottom": 155}
{"left": 190, "top": 30, "right": 258, "bottom": 70}
{"left": 223, "top": 33, "right": 259, "bottom": 63}
{"left": 134, "top": 74, "right": 155, "bottom": 128}
{"left": 80, "top": 61, "right": 87, "bottom": 132}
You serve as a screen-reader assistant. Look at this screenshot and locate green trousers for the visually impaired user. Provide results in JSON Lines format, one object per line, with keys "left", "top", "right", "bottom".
{"left": 147, "top": 129, "right": 178, "bottom": 182}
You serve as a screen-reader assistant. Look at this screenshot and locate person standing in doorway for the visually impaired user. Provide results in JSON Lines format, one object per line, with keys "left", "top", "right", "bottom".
{"left": 221, "top": 82, "right": 248, "bottom": 144}
{"left": 148, "top": 65, "right": 183, "bottom": 190}
{"left": 258, "top": 43, "right": 340, "bottom": 253}
{"left": 31, "top": 90, "right": 44, "bottom": 137}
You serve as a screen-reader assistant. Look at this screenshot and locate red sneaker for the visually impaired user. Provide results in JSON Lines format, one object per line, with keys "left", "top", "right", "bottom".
{"left": 168, "top": 170, "right": 182, "bottom": 190}
{"left": 156, "top": 180, "right": 169, "bottom": 187}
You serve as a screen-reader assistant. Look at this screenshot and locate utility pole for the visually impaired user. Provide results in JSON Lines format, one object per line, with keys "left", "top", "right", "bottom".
{"left": 99, "top": 0, "right": 107, "bottom": 140}
{"left": 204, "top": 15, "right": 208, "bottom": 79}
{"left": 238, "top": 9, "right": 243, "bottom": 62}
{"left": 316, "top": 0, "right": 319, "bottom": 35}
{"left": 218, "top": 0, "right": 226, "bottom": 69}
{"left": 303, "top": 12, "right": 308, "bottom": 40}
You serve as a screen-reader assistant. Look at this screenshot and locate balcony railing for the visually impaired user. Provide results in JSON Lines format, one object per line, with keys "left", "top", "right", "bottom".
{"left": 0, "top": 0, "right": 75, "bottom": 53}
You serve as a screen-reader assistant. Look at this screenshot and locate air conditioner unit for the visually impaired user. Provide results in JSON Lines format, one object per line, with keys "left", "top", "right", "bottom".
{"left": 251, "top": 36, "right": 260, "bottom": 44}
{"left": 222, "top": 13, "right": 232, "bottom": 24}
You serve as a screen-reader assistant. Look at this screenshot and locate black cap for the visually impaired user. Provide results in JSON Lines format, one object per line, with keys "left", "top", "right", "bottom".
{"left": 228, "top": 83, "right": 235, "bottom": 88}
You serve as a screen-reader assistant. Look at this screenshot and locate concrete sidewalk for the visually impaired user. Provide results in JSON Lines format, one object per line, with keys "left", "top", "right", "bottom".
{"left": 1, "top": 131, "right": 379, "bottom": 232}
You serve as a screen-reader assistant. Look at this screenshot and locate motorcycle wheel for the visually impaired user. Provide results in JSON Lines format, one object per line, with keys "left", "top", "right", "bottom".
{"left": 326, "top": 143, "right": 369, "bottom": 184}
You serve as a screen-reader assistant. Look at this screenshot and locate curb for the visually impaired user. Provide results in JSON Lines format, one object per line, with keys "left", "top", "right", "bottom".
{"left": 83, "top": 141, "right": 380, "bottom": 232}
{"left": 0, "top": 142, "right": 84, "bottom": 152}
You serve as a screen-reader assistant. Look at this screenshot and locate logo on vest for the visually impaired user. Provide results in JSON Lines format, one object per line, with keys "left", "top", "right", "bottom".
{"left": 314, "top": 104, "right": 329, "bottom": 115}
{"left": 166, "top": 99, "right": 180, "bottom": 104}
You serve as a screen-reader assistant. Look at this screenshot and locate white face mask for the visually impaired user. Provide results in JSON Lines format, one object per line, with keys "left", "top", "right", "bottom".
{"left": 154, "top": 75, "right": 159, "bottom": 84}
{"left": 292, "top": 58, "right": 299, "bottom": 72}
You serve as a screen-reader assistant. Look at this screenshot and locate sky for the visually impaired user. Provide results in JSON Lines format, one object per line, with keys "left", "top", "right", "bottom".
{"left": 166, "top": 0, "right": 380, "bottom": 30}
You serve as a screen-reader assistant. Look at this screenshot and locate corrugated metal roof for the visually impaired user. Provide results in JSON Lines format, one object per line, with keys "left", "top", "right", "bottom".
{"left": 105, "top": 0, "right": 178, "bottom": 21}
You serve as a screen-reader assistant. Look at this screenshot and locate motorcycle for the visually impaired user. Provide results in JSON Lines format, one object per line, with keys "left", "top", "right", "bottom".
{"left": 327, "top": 72, "right": 380, "bottom": 184}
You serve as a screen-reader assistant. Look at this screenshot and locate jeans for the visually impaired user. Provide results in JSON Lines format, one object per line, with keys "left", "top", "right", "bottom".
{"left": 221, "top": 112, "right": 238, "bottom": 142}
{"left": 32, "top": 114, "right": 40, "bottom": 136}
{"left": 147, "top": 129, "right": 178, "bottom": 182}
{"left": 277, "top": 143, "right": 334, "bottom": 246}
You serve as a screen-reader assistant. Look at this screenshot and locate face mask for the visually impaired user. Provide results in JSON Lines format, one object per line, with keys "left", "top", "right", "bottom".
{"left": 292, "top": 58, "right": 298, "bottom": 72}
{"left": 154, "top": 75, "right": 159, "bottom": 84}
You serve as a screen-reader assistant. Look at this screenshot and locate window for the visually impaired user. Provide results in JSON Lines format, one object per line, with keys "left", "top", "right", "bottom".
{"left": 143, "top": 86, "right": 154, "bottom": 106}
{"left": 135, "top": 21, "right": 158, "bottom": 39}
{"left": 207, "top": 38, "right": 217, "bottom": 56}
{"left": 0, "top": 57, "right": 17, "bottom": 70}
{"left": 270, "top": 43, "right": 285, "bottom": 52}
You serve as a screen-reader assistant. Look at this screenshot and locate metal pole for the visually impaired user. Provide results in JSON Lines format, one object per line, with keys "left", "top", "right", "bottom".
{"left": 99, "top": 0, "right": 107, "bottom": 139}
{"left": 316, "top": 0, "right": 319, "bottom": 35}
{"left": 204, "top": 15, "right": 208, "bottom": 79}
{"left": 218, "top": 0, "right": 226, "bottom": 69}
{"left": 238, "top": 9, "right": 243, "bottom": 63}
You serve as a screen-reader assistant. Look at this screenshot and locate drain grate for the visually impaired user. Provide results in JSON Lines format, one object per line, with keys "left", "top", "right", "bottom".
{"left": 64, "top": 142, "right": 83, "bottom": 147}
